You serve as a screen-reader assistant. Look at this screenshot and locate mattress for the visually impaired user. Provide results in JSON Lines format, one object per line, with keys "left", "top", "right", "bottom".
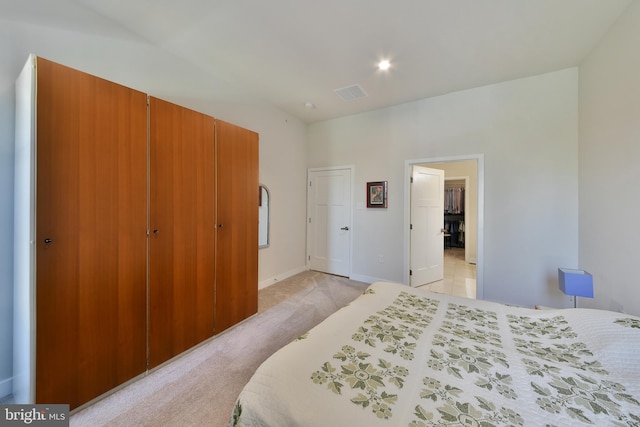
{"left": 230, "top": 281, "right": 640, "bottom": 426}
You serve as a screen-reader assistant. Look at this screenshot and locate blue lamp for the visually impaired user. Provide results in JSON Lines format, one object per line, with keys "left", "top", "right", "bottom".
{"left": 558, "top": 268, "right": 594, "bottom": 308}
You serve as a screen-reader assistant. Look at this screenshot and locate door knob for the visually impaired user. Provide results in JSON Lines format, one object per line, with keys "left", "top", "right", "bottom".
{"left": 340, "top": 226, "right": 349, "bottom": 231}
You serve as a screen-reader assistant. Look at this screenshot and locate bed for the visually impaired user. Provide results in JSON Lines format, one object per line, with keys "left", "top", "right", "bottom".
{"left": 230, "top": 281, "right": 640, "bottom": 426}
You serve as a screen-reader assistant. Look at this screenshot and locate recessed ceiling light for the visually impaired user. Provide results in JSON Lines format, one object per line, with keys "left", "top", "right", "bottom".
{"left": 304, "top": 101, "right": 316, "bottom": 109}
{"left": 378, "top": 60, "right": 391, "bottom": 71}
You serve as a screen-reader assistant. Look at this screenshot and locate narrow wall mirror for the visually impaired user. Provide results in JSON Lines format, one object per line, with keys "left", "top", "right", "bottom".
{"left": 259, "top": 184, "right": 270, "bottom": 248}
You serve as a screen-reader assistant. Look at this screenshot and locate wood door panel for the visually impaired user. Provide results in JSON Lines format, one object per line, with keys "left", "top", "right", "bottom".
{"left": 215, "top": 120, "right": 259, "bottom": 333}
{"left": 35, "top": 59, "right": 80, "bottom": 406}
{"left": 149, "top": 97, "right": 215, "bottom": 369}
{"left": 35, "top": 58, "right": 147, "bottom": 409}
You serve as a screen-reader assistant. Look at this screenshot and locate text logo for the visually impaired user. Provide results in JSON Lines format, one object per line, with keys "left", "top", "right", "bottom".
{"left": 1, "top": 405, "right": 69, "bottom": 427}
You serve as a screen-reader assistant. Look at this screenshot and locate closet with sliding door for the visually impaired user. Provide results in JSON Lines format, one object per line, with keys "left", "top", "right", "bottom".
{"left": 13, "top": 55, "right": 258, "bottom": 410}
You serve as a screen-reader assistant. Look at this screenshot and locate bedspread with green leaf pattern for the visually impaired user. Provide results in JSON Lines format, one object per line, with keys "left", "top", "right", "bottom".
{"left": 231, "top": 282, "right": 640, "bottom": 427}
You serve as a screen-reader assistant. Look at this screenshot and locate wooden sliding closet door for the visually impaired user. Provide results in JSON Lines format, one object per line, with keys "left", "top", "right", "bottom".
{"left": 215, "top": 120, "right": 259, "bottom": 333}
{"left": 35, "top": 58, "right": 148, "bottom": 409}
{"left": 148, "top": 97, "right": 216, "bottom": 369}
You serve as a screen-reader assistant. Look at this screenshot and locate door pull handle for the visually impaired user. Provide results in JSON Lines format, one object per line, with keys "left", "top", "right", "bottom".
{"left": 340, "top": 226, "right": 349, "bottom": 231}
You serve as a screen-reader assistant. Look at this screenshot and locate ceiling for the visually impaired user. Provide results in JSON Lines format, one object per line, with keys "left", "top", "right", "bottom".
{"left": 2, "top": 0, "right": 633, "bottom": 123}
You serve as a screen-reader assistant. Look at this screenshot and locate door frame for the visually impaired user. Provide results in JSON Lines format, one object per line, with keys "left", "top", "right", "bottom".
{"left": 306, "top": 165, "right": 355, "bottom": 277}
{"left": 403, "top": 154, "right": 484, "bottom": 299}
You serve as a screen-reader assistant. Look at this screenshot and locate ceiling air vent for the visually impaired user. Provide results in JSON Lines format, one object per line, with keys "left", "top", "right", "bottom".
{"left": 334, "top": 84, "right": 368, "bottom": 101}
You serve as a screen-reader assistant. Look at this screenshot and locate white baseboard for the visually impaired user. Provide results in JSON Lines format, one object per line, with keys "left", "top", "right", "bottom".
{"left": 0, "top": 377, "right": 12, "bottom": 402}
{"left": 259, "top": 265, "right": 309, "bottom": 289}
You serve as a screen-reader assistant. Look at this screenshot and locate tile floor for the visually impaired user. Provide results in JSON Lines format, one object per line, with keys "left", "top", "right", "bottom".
{"left": 418, "top": 247, "right": 477, "bottom": 299}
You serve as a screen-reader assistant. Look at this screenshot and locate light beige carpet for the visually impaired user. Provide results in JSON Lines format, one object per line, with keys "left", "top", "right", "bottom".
{"left": 70, "top": 271, "right": 369, "bottom": 427}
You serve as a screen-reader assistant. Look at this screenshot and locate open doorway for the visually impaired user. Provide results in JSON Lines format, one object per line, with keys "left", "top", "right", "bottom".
{"left": 404, "top": 155, "right": 484, "bottom": 299}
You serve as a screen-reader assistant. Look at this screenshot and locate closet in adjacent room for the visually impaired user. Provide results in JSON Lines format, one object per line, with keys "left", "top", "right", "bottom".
{"left": 444, "top": 180, "right": 465, "bottom": 249}
{"left": 13, "top": 55, "right": 258, "bottom": 410}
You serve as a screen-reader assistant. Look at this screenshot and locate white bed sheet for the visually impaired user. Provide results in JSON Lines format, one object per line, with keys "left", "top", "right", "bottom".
{"left": 231, "top": 282, "right": 640, "bottom": 426}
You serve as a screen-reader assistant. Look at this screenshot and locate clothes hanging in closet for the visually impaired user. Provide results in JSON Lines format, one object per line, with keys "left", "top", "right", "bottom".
{"left": 444, "top": 187, "right": 464, "bottom": 214}
{"left": 444, "top": 219, "right": 465, "bottom": 246}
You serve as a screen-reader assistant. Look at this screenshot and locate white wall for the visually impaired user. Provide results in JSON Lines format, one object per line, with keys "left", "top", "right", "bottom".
{"left": 308, "top": 68, "right": 579, "bottom": 309}
{"left": 579, "top": 0, "right": 640, "bottom": 316}
{"left": 0, "top": 18, "right": 308, "bottom": 398}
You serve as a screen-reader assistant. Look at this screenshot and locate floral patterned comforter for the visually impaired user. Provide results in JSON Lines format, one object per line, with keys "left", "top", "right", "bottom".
{"left": 230, "top": 282, "right": 640, "bottom": 426}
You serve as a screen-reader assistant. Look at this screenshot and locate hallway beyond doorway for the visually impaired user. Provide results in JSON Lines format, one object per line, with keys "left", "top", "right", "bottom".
{"left": 417, "top": 248, "right": 476, "bottom": 299}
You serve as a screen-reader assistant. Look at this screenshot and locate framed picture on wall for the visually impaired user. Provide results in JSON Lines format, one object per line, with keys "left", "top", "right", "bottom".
{"left": 367, "top": 181, "right": 388, "bottom": 208}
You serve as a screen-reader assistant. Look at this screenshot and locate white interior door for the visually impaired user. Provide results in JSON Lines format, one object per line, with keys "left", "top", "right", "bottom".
{"left": 410, "top": 165, "right": 444, "bottom": 286}
{"left": 308, "top": 168, "right": 351, "bottom": 277}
